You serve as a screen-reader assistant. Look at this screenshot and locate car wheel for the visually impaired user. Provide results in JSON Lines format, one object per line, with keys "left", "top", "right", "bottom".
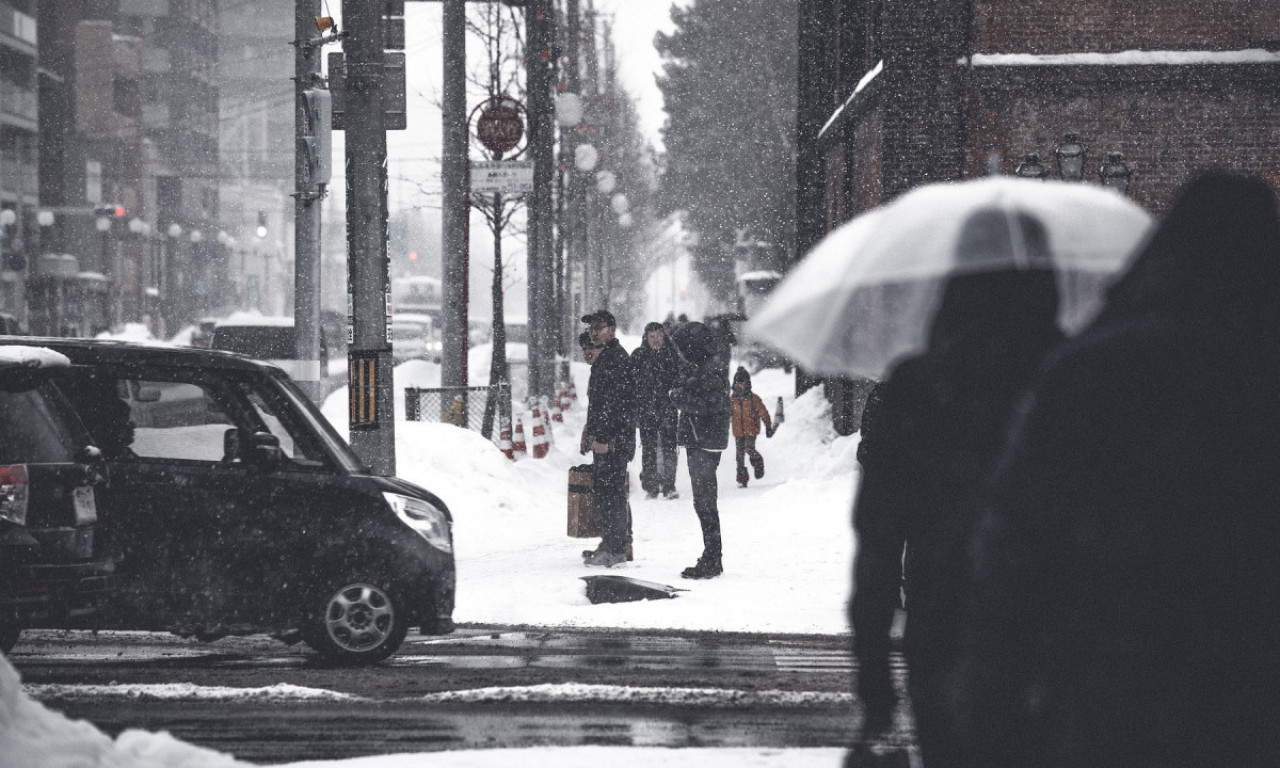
{"left": 0, "top": 611, "right": 21, "bottom": 654}
{"left": 302, "top": 578, "right": 408, "bottom": 665}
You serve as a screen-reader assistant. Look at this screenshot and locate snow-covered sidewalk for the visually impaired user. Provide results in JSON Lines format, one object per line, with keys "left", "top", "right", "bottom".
{"left": 348, "top": 361, "right": 859, "bottom": 635}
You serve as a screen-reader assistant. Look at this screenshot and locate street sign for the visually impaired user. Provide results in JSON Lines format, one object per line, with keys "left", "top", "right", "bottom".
{"left": 471, "top": 161, "right": 534, "bottom": 194}
{"left": 476, "top": 102, "right": 524, "bottom": 154}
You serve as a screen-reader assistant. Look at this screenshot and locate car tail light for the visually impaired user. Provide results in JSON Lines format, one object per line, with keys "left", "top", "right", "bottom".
{"left": 0, "top": 464, "right": 29, "bottom": 526}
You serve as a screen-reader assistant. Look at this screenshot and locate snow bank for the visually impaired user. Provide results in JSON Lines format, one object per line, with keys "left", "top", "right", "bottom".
{"left": 0, "top": 652, "right": 244, "bottom": 768}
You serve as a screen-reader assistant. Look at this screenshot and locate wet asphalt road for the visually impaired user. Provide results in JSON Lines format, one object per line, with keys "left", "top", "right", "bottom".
{"left": 9, "top": 626, "right": 902, "bottom": 763}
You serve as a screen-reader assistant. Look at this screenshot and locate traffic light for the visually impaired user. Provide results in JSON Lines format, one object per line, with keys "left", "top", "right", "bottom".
{"left": 94, "top": 205, "right": 126, "bottom": 220}
{"left": 256, "top": 210, "right": 268, "bottom": 239}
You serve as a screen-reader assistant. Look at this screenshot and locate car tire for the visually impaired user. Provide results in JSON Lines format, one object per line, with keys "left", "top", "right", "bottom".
{"left": 0, "top": 611, "right": 21, "bottom": 654}
{"left": 301, "top": 578, "right": 408, "bottom": 665}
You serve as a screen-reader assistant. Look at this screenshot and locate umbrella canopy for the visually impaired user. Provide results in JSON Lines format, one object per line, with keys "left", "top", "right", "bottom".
{"left": 746, "top": 177, "right": 1154, "bottom": 379}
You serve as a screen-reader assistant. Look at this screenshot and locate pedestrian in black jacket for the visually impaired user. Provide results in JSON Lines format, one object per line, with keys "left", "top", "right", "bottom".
{"left": 632, "top": 321, "right": 681, "bottom": 499}
{"left": 669, "top": 321, "right": 731, "bottom": 579}
{"left": 581, "top": 309, "right": 637, "bottom": 568}
{"left": 963, "top": 172, "right": 1280, "bottom": 768}
{"left": 849, "top": 208, "right": 1064, "bottom": 768}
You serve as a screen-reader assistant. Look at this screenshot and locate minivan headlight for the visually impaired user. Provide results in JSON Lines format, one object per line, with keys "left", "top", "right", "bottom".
{"left": 384, "top": 492, "right": 453, "bottom": 553}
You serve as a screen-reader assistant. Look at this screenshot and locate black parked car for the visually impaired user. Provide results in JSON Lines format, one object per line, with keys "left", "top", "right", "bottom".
{"left": 0, "top": 345, "right": 116, "bottom": 653}
{"left": 0, "top": 338, "right": 455, "bottom": 664}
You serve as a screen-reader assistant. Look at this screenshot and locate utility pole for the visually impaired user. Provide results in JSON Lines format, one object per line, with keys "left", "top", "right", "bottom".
{"left": 526, "top": 0, "right": 555, "bottom": 400}
{"left": 343, "top": 1, "right": 395, "bottom": 475}
{"left": 441, "top": 0, "right": 468, "bottom": 395}
{"left": 559, "top": 0, "right": 582, "bottom": 373}
{"left": 294, "top": 0, "right": 330, "bottom": 405}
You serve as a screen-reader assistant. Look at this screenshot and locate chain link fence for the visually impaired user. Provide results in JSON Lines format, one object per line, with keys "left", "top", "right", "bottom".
{"left": 405, "top": 383, "right": 512, "bottom": 440}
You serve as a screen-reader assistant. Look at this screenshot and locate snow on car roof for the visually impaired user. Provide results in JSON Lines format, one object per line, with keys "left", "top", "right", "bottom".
{"left": 0, "top": 345, "right": 71, "bottom": 369}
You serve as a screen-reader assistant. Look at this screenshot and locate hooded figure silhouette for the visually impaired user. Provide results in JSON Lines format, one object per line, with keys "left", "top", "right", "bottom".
{"left": 963, "top": 171, "right": 1280, "bottom": 768}
{"left": 849, "top": 207, "right": 1065, "bottom": 768}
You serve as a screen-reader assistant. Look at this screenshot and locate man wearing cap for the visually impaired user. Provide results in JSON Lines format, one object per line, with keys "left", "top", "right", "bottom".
{"left": 581, "top": 309, "right": 636, "bottom": 567}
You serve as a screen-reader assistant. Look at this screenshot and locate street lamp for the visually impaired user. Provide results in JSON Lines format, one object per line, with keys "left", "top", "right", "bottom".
{"left": 1014, "top": 153, "right": 1049, "bottom": 180}
{"left": 190, "top": 230, "right": 203, "bottom": 243}
{"left": 574, "top": 143, "right": 599, "bottom": 172}
{"left": 1054, "top": 132, "right": 1086, "bottom": 181}
{"left": 1099, "top": 151, "right": 1133, "bottom": 194}
{"left": 36, "top": 210, "right": 54, "bottom": 227}
{"left": 168, "top": 223, "right": 183, "bottom": 238}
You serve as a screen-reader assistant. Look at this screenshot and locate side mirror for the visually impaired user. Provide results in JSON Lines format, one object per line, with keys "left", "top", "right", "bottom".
{"left": 247, "top": 431, "right": 284, "bottom": 469}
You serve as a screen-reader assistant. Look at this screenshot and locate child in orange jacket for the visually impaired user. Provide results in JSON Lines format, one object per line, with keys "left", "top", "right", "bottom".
{"left": 730, "top": 366, "right": 773, "bottom": 487}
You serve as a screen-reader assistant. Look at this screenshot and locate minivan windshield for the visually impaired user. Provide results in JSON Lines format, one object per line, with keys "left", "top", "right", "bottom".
{"left": 0, "top": 381, "right": 84, "bottom": 464}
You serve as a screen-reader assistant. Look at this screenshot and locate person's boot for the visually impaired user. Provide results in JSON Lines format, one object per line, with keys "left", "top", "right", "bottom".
{"left": 681, "top": 553, "right": 723, "bottom": 580}
{"left": 736, "top": 466, "right": 749, "bottom": 487}
{"left": 583, "top": 542, "right": 633, "bottom": 561}
{"left": 751, "top": 454, "right": 765, "bottom": 480}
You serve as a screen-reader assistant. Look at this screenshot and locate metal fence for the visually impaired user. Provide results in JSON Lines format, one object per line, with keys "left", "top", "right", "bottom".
{"left": 405, "top": 383, "right": 511, "bottom": 440}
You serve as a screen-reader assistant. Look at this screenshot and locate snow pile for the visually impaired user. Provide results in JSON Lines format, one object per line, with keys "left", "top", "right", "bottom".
{"left": 0, "top": 652, "right": 244, "bottom": 768}
{"left": 95, "top": 322, "right": 165, "bottom": 345}
{"left": 24, "top": 681, "right": 364, "bottom": 704}
{"left": 322, "top": 359, "right": 860, "bottom": 635}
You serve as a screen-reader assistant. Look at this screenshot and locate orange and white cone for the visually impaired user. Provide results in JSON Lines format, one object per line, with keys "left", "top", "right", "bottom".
{"left": 498, "top": 416, "right": 514, "bottom": 460}
{"left": 568, "top": 379, "right": 578, "bottom": 404}
{"left": 559, "top": 385, "right": 572, "bottom": 413}
{"left": 552, "top": 387, "right": 565, "bottom": 422}
{"left": 530, "top": 404, "right": 549, "bottom": 459}
{"left": 541, "top": 397, "right": 556, "bottom": 446}
{"left": 512, "top": 417, "right": 528, "bottom": 459}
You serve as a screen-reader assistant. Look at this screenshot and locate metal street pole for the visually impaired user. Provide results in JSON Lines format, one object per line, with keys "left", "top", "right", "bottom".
{"left": 441, "top": 0, "right": 468, "bottom": 394}
{"left": 526, "top": 0, "right": 555, "bottom": 399}
{"left": 343, "top": 0, "right": 396, "bottom": 475}
{"left": 294, "top": 0, "right": 326, "bottom": 404}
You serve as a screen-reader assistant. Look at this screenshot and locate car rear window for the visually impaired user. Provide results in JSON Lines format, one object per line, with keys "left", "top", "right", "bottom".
{"left": 212, "top": 326, "right": 296, "bottom": 359}
{"left": 0, "top": 384, "right": 80, "bottom": 464}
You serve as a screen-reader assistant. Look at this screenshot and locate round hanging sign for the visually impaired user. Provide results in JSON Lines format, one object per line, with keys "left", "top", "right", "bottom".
{"left": 476, "top": 103, "right": 525, "bottom": 154}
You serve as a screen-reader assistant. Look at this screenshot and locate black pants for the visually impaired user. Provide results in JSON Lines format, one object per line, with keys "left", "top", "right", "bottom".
{"left": 734, "top": 435, "right": 761, "bottom": 472}
{"left": 593, "top": 445, "right": 632, "bottom": 554}
{"left": 639, "top": 419, "right": 678, "bottom": 493}
{"left": 686, "top": 446, "right": 722, "bottom": 559}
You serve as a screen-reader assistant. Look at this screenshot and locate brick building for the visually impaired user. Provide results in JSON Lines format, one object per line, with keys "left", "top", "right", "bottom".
{"left": 796, "top": 0, "right": 1280, "bottom": 430}
{"left": 799, "top": 0, "right": 1280, "bottom": 243}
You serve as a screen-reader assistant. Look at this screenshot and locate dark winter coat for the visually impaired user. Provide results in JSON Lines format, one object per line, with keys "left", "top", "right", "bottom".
{"left": 668, "top": 322, "right": 730, "bottom": 451}
{"left": 630, "top": 339, "right": 680, "bottom": 427}
{"left": 585, "top": 338, "right": 637, "bottom": 461}
{"left": 849, "top": 208, "right": 1065, "bottom": 760}
{"left": 963, "top": 172, "right": 1280, "bottom": 768}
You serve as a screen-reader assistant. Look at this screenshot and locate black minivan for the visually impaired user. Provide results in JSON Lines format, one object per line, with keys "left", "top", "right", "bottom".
{"left": 0, "top": 345, "right": 116, "bottom": 653}
{"left": 0, "top": 338, "right": 455, "bottom": 664}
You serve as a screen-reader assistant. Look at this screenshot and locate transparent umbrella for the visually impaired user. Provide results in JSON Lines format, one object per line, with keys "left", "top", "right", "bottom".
{"left": 746, "top": 177, "right": 1153, "bottom": 379}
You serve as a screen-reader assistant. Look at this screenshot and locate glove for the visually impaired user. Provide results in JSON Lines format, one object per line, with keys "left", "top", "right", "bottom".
{"left": 765, "top": 427, "right": 774, "bottom": 438}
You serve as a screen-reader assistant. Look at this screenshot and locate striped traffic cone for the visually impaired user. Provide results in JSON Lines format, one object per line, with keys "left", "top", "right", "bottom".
{"left": 541, "top": 396, "right": 556, "bottom": 446}
{"left": 498, "top": 416, "right": 514, "bottom": 460}
{"left": 512, "top": 417, "right": 528, "bottom": 459}
{"left": 559, "top": 384, "right": 572, "bottom": 413}
{"left": 568, "top": 379, "right": 578, "bottom": 404}
{"left": 551, "top": 392, "right": 564, "bottom": 423}
{"left": 530, "top": 405, "right": 549, "bottom": 459}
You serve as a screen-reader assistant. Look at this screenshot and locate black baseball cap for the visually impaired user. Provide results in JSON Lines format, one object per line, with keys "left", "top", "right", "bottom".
{"left": 581, "top": 309, "right": 616, "bottom": 327}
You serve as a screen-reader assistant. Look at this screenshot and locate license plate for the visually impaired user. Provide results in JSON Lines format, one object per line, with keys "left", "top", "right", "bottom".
{"left": 73, "top": 485, "right": 97, "bottom": 525}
